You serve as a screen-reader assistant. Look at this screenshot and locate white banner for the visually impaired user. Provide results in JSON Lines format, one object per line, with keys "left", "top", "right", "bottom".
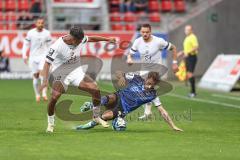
{"left": 51, "top": 0, "right": 101, "bottom": 8}
{"left": 198, "top": 54, "right": 240, "bottom": 92}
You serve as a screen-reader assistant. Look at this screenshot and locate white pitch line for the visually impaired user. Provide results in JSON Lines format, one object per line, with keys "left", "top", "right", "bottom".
{"left": 211, "top": 94, "right": 240, "bottom": 101}
{"left": 167, "top": 93, "right": 240, "bottom": 109}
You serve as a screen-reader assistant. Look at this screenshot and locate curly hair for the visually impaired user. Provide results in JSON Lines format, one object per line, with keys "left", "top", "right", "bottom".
{"left": 147, "top": 72, "right": 160, "bottom": 83}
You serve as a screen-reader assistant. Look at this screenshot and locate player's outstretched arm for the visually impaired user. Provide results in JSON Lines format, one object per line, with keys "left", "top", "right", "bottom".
{"left": 88, "top": 36, "right": 116, "bottom": 43}
{"left": 39, "top": 61, "right": 51, "bottom": 92}
{"left": 157, "top": 105, "right": 183, "bottom": 132}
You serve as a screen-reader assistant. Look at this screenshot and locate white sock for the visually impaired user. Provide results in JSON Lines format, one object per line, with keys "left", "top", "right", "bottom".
{"left": 48, "top": 115, "right": 55, "bottom": 126}
{"left": 93, "top": 106, "right": 100, "bottom": 118}
{"left": 144, "top": 103, "right": 152, "bottom": 115}
{"left": 42, "top": 88, "right": 47, "bottom": 97}
{"left": 40, "top": 76, "right": 47, "bottom": 97}
{"left": 33, "top": 77, "right": 40, "bottom": 97}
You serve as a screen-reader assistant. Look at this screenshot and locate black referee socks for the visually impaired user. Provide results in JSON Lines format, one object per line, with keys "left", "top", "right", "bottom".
{"left": 189, "top": 77, "right": 196, "bottom": 94}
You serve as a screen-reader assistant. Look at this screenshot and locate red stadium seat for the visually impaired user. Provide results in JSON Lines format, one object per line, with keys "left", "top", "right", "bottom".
{"left": 109, "top": 0, "right": 120, "bottom": 13}
{"left": 6, "top": 0, "right": 16, "bottom": 11}
{"left": 7, "top": 23, "right": 17, "bottom": 30}
{"left": 6, "top": 12, "right": 17, "bottom": 22}
{"left": 137, "top": 11, "right": 148, "bottom": 20}
{"left": 0, "top": 24, "right": 7, "bottom": 30}
{"left": 0, "top": 1, "right": 5, "bottom": 11}
{"left": 110, "top": 12, "right": 122, "bottom": 22}
{"left": 110, "top": 0, "right": 120, "bottom": 5}
{"left": 110, "top": 8, "right": 120, "bottom": 13}
{"left": 174, "top": 0, "right": 186, "bottom": 12}
{"left": 149, "top": 12, "right": 161, "bottom": 22}
{"left": 161, "top": 0, "right": 172, "bottom": 12}
{"left": 148, "top": 1, "right": 160, "bottom": 12}
{"left": 19, "top": 0, "right": 30, "bottom": 11}
{"left": 124, "top": 12, "right": 136, "bottom": 22}
{"left": 111, "top": 24, "right": 124, "bottom": 30}
{"left": 125, "top": 24, "right": 136, "bottom": 31}
{"left": 0, "top": 13, "right": 5, "bottom": 21}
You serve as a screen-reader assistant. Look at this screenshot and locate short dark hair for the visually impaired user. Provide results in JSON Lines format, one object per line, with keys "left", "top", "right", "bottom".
{"left": 147, "top": 72, "right": 160, "bottom": 83}
{"left": 70, "top": 26, "right": 84, "bottom": 40}
{"left": 35, "top": 17, "right": 45, "bottom": 22}
{"left": 140, "top": 23, "right": 151, "bottom": 30}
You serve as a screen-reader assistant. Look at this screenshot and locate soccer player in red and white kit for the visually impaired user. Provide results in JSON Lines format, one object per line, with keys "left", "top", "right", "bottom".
{"left": 22, "top": 17, "right": 52, "bottom": 102}
{"left": 40, "top": 26, "right": 116, "bottom": 132}
{"left": 127, "top": 24, "right": 179, "bottom": 120}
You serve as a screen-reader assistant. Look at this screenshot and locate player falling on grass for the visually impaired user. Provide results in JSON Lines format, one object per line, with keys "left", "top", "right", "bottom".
{"left": 76, "top": 71, "right": 183, "bottom": 132}
{"left": 39, "top": 26, "right": 116, "bottom": 133}
{"left": 22, "top": 17, "right": 52, "bottom": 102}
{"left": 126, "top": 24, "right": 179, "bottom": 120}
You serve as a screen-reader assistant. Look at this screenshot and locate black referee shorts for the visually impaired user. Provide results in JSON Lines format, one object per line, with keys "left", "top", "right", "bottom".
{"left": 185, "top": 55, "right": 197, "bottom": 73}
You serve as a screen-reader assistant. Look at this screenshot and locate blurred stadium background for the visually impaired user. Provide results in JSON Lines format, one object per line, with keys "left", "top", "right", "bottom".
{"left": 0, "top": 0, "right": 239, "bottom": 83}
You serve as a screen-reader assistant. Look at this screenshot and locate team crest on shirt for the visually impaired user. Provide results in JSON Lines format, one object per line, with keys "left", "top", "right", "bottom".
{"left": 144, "top": 53, "right": 151, "bottom": 61}
{"left": 48, "top": 48, "right": 55, "bottom": 56}
{"left": 144, "top": 50, "right": 151, "bottom": 61}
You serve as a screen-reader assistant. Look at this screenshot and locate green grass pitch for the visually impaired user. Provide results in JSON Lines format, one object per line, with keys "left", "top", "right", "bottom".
{"left": 0, "top": 80, "right": 240, "bottom": 160}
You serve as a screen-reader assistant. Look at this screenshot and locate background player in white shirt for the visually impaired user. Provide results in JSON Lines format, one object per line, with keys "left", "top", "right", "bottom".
{"left": 22, "top": 17, "right": 52, "bottom": 102}
{"left": 127, "top": 24, "right": 179, "bottom": 120}
{"left": 39, "top": 26, "right": 116, "bottom": 132}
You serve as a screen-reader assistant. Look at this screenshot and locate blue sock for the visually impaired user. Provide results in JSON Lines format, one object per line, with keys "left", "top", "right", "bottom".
{"left": 101, "top": 96, "right": 109, "bottom": 105}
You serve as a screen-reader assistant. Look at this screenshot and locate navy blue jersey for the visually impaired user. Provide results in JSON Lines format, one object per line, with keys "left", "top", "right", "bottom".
{"left": 118, "top": 75, "right": 157, "bottom": 114}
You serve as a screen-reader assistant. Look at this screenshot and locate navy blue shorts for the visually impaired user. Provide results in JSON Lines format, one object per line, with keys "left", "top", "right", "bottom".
{"left": 109, "top": 92, "right": 125, "bottom": 119}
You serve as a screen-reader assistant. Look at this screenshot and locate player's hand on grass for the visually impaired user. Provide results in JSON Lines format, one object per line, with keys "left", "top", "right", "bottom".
{"left": 173, "top": 126, "right": 183, "bottom": 132}
{"left": 172, "top": 63, "right": 179, "bottom": 73}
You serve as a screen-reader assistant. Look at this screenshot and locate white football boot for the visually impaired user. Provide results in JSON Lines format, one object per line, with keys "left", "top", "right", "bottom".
{"left": 46, "top": 124, "right": 54, "bottom": 133}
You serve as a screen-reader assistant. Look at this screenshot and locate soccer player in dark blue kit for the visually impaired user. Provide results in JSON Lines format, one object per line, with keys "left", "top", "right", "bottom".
{"left": 76, "top": 71, "right": 183, "bottom": 131}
